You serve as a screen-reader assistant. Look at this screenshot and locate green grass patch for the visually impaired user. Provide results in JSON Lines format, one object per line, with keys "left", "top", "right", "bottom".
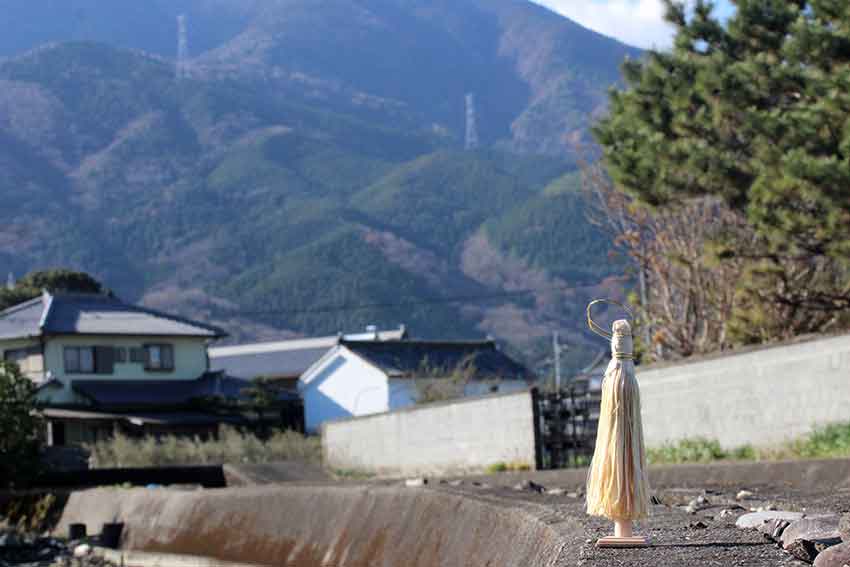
{"left": 788, "top": 421, "right": 850, "bottom": 459}
{"left": 648, "top": 422, "right": 850, "bottom": 465}
{"left": 485, "top": 461, "right": 532, "bottom": 473}
{"left": 331, "top": 468, "right": 375, "bottom": 480}
{"left": 647, "top": 437, "right": 726, "bottom": 464}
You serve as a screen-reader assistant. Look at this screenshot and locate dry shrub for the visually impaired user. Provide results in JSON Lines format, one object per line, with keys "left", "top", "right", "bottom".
{"left": 87, "top": 426, "right": 321, "bottom": 468}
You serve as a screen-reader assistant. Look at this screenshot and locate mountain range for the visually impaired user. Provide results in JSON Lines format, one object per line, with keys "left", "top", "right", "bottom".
{"left": 0, "top": 0, "right": 639, "bottom": 375}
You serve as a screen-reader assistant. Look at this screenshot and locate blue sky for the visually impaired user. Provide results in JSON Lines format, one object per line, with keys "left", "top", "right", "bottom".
{"left": 531, "top": 0, "right": 735, "bottom": 49}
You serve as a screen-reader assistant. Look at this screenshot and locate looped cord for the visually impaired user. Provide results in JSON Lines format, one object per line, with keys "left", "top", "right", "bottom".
{"left": 586, "top": 299, "right": 634, "bottom": 340}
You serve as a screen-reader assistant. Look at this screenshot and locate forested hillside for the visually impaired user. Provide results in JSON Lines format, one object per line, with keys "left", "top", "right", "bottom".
{"left": 0, "top": 0, "right": 639, "bottom": 374}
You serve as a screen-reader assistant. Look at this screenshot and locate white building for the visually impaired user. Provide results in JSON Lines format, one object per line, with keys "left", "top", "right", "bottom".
{"left": 299, "top": 338, "right": 533, "bottom": 433}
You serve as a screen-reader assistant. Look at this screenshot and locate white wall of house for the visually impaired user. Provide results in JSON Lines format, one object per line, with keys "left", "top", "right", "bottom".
{"left": 300, "top": 348, "right": 389, "bottom": 433}
{"left": 300, "top": 345, "right": 534, "bottom": 433}
{"left": 38, "top": 335, "right": 209, "bottom": 405}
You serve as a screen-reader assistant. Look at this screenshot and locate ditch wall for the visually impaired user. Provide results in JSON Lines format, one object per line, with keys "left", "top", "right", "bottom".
{"left": 55, "top": 485, "right": 572, "bottom": 567}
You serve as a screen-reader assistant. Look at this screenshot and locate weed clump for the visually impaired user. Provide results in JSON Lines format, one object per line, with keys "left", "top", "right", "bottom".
{"left": 647, "top": 422, "right": 850, "bottom": 465}
{"left": 486, "top": 461, "right": 532, "bottom": 473}
{"left": 87, "top": 426, "right": 321, "bottom": 468}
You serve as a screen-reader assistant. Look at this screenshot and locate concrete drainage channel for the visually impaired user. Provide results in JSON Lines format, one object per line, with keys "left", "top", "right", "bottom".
{"left": 56, "top": 484, "right": 577, "bottom": 567}
{"left": 93, "top": 547, "right": 265, "bottom": 567}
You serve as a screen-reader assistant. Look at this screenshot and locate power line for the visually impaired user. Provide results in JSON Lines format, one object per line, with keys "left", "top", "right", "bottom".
{"left": 227, "top": 284, "right": 576, "bottom": 317}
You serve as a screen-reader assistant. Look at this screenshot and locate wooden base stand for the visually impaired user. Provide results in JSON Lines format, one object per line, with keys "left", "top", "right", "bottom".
{"left": 595, "top": 536, "right": 650, "bottom": 548}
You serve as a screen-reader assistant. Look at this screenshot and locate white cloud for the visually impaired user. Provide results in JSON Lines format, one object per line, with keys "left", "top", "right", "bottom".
{"left": 531, "top": 0, "right": 676, "bottom": 49}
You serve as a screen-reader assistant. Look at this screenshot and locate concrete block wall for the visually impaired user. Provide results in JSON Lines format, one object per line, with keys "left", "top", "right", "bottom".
{"left": 322, "top": 389, "right": 537, "bottom": 476}
{"left": 638, "top": 333, "right": 850, "bottom": 448}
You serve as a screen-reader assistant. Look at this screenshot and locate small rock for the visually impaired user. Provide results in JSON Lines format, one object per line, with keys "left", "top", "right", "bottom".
{"left": 736, "top": 489, "right": 755, "bottom": 501}
{"left": 546, "top": 488, "right": 566, "bottom": 496}
{"left": 73, "top": 544, "right": 91, "bottom": 558}
{"left": 448, "top": 479, "right": 463, "bottom": 487}
{"left": 689, "top": 521, "right": 709, "bottom": 529}
{"left": 405, "top": 477, "right": 427, "bottom": 487}
{"left": 684, "top": 499, "right": 701, "bottom": 514}
{"left": 736, "top": 511, "right": 805, "bottom": 529}
{"left": 782, "top": 516, "right": 841, "bottom": 546}
{"left": 720, "top": 508, "right": 743, "bottom": 519}
{"left": 566, "top": 491, "right": 580, "bottom": 499}
{"left": 839, "top": 513, "right": 850, "bottom": 543}
{"left": 781, "top": 516, "right": 842, "bottom": 562}
{"left": 39, "top": 547, "right": 55, "bottom": 557}
{"left": 814, "top": 541, "right": 850, "bottom": 567}
{"left": 513, "top": 480, "right": 546, "bottom": 493}
{"left": 758, "top": 518, "right": 792, "bottom": 541}
{"left": 786, "top": 538, "right": 840, "bottom": 564}
{"left": 696, "top": 494, "right": 710, "bottom": 506}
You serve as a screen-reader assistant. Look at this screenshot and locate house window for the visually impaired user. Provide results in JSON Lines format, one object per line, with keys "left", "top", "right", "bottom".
{"left": 129, "top": 347, "right": 146, "bottom": 363}
{"left": 114, "top": 347, "right": 127, "bottom": 363}
{"left": 63, "top": 346, "right": 114, "bottom": 374}
{"left": 144, "top": 344, "right": 174, "bottom": 371}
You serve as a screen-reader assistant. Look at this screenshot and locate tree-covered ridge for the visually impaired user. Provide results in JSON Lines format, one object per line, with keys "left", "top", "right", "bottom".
{"left": 0, "top": 40, "right": 620, "bottom": 375}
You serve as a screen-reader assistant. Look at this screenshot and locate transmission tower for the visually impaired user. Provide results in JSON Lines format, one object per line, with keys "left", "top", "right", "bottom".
{"left": 176, "top": 14, "right": 189, "bottom": 80}
{"left": 465, "top": 93, "right": 479, "bottom": 150}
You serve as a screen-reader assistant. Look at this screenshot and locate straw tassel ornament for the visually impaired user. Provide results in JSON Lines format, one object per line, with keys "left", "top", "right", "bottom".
{"left": 585, "top": 300, "right": 651, "bottom": 547}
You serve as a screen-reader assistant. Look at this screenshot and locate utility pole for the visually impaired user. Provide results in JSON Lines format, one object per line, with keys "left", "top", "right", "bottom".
{"left": 176, "top": 14, "right": 189, "bottom": 80}
{"left": 553, "top": 331, "right": 562, "bottom": 391}
{"left": 465, "top": 93, "right": 479, "bottom": 150}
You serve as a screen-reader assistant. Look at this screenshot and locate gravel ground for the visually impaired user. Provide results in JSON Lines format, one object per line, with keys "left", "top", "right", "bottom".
{"left": 440, "top": 480, "right": 849, "bottom": 566}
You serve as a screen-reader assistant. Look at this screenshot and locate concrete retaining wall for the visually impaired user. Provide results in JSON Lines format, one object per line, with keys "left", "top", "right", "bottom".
{"left": 637, "top": 333, "right": 850, "bottom": 448}
{"left": 322, "top": 390, "right": 538, "bottom": 476}
{"left": 56, "top": 485, "right": 572, "bottom": 567}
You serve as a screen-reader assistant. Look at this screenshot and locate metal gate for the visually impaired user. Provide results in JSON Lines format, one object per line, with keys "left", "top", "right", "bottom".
{"left": 533, "top": 374, "right": 601, "bottom": 469}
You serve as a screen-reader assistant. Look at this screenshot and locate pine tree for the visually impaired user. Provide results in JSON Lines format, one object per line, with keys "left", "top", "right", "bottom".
{"left": 595, "top": 0, "right": 850, "bottom": 339}
{"left": 0, "top": 269, "right": 107, "bottom": 311}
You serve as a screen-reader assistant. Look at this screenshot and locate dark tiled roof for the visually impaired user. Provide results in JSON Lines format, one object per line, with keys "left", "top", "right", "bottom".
{"left": 209, "top": 327, "right": 408, "bottom": 380}
{"left": 341, "top": 339, "right": 533, "bottom": 381}
{"left": 0, "top": 292, "right": 226, "bottom": 339}
{"left": 72, "top": 373, "right": 299, "bottom": 407}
